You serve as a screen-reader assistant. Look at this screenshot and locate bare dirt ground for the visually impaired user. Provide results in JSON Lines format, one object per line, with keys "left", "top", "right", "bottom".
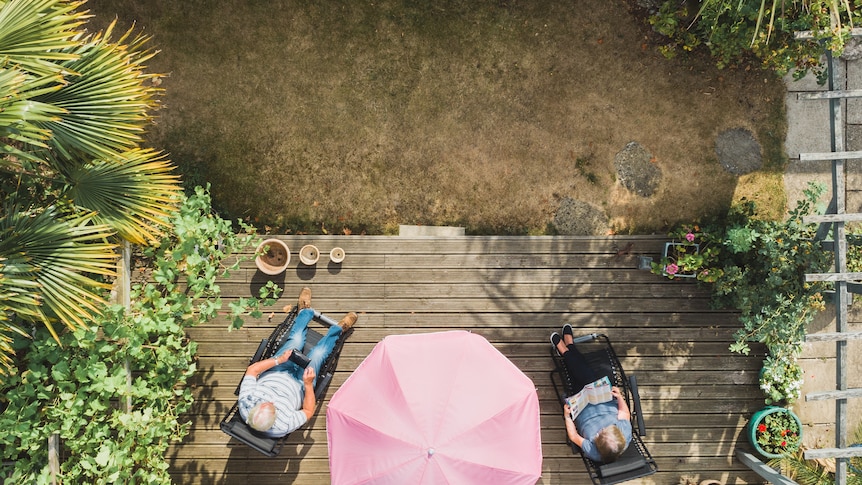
{"left": 88, "top": 0, "right": 788, "bottom": 235}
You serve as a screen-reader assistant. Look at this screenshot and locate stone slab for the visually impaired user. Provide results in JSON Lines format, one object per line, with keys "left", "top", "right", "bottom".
{"left": 784, "top": 158, "right": 834, "bottom": 211}
{"left": 398, "top": 225, "right": 465, "bottom": 237}
{"left": 848, "top": 59, "right": 862, "bottom": 124}
{"left": 796, "top": 309, "right": 862, "bottom": 449}
{"left": 846, "top": 126, "right": 862, "bottom": 212}
{"left": 784, "top": 67, "right": 831, "bottom": 92}
{"left": 785, "top": 92, "right": 834, "bottom": 159}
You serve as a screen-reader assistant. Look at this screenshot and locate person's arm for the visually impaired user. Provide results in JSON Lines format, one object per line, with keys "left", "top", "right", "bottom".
{"left": 612, "top": 386, "right": 631, "bottom": 421}
{"left": 300, "top": 367, "right": 316, "bottom": 420}
{"left": 244, "top": 350, "right": 293, "bottom": 377}
{"left": 563, "top": 404, "right": 585, "bottom": 447}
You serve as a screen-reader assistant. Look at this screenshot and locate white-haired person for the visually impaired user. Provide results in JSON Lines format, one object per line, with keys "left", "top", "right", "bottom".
{"left": 239, "top": 287, "right": 357, "bottom": 437}
{"left": 551, "top": 324, "right": 632, "bottom": 463}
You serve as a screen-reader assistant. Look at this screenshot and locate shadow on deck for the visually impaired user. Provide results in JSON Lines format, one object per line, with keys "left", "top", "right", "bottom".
{"left": 168, "top": 235, "right": 770, "bottom": 484}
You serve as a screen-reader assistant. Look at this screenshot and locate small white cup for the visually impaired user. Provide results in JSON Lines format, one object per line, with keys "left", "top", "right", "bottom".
{"left": 299, "top": 244, "right": 320, "bottom": 265}
{"left": 329, "top": 247, "right": 345, "bottom": 263}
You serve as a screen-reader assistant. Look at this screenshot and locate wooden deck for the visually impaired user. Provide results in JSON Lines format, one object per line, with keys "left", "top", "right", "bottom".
{"left": 167, "top": 235, "right": 771, "bottom": 484}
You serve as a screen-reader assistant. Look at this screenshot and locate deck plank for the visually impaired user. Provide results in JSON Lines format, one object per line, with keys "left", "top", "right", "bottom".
{"left": 168, "top": 235, "right": 773, "bottom": 484}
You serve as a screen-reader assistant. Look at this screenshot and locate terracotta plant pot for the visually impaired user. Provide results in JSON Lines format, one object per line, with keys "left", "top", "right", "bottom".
{"left": 330, "top": 247, "right": 345, "bottom": 264}
{"left": 299, "top": 244, "right": 320, "bottom": 265}
{"left": 255, "top": 239, "right": 290, "bottom": 275}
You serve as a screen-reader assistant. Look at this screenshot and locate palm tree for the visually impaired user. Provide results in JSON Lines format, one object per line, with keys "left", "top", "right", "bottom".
{"left": 0, "top": 0, "right": 181, "bottom": 373}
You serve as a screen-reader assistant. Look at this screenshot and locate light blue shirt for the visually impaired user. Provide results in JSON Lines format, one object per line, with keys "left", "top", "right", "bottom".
{"left": 575, "top": 401, "right": 633, "bottom": 462}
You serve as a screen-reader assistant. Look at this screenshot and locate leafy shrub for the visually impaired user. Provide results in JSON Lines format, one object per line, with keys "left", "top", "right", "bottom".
{"left": 649, "top": 0, "right": 861, "bottom": 81}
{"left": 655, "top": 182, "right": 834, "bottom": 404}
{"left": 0, "top": 186, "right": 279, "bottom": 484}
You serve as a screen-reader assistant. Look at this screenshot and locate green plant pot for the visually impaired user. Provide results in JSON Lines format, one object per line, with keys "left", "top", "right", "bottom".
{"left": 746, "top": 406, "right": 803, "bottom": 459}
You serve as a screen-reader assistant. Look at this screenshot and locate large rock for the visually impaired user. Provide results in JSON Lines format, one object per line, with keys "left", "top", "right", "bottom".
{"left": 553, "top": 197, "right": 609, "bottom": 236}
{"left": 614, "top": 141, "right": 662, "bottom": 197}
{"left": 715, "top": 128, "right": 762, "bottom": 175}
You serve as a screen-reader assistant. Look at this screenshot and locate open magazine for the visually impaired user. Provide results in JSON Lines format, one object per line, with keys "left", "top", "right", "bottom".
{"left": 566, "top": 376, "right": 613, "bottom": 420}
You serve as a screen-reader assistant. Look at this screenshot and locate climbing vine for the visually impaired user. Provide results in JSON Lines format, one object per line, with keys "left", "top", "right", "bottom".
{"left": 0, "top": 186, "right": 279, "bottom": 484}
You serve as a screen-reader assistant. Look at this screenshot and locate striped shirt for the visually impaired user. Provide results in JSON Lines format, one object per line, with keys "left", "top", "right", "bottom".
{"left": 238, "top": 370, "right": 307, "bottom": 437}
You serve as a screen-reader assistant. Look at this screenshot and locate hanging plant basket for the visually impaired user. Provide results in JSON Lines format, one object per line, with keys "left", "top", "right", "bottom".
{"left": 746, "top": 406, "right": 803, "bottom": 459}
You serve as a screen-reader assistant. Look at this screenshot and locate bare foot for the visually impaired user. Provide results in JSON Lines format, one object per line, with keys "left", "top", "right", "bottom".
{"left": 555, "top": 338, "right": 568, "bottom": 356}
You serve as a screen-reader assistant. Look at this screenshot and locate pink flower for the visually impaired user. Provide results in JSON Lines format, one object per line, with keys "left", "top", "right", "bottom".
{"left": 665, "top": 263, "right": 679, "bottom": 275}
{"left": 685, "top": 232, "right": 695, "bottom": 242}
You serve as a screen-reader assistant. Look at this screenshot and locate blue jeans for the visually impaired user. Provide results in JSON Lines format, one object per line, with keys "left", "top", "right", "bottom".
{"left": 273, "top": 308, "right": 342, "bottom": 386}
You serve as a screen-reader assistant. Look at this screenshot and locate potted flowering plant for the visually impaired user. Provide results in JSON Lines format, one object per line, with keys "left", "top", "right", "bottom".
{"left": 651, "top": 225, "right": 722, "bottom": 281}
{"left": 758, "top": 344, "right": 805, "bottom": 405}
{"left": 747, "top": 406, "right": 802, "bottom": 459}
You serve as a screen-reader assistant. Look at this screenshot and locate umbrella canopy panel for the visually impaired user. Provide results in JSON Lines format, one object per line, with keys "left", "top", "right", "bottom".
{"left": 327, "top": 330, "right": 542, "bottom": 485}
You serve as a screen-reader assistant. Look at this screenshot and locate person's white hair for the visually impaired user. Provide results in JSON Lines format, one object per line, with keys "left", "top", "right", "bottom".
{"left": 248, "top": 402, "right": 276, "bottom": 431}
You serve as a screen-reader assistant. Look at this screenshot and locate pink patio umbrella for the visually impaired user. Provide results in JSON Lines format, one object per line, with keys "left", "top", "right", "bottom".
{"left": 326, "top": 330, "right": 542, "bottom": 485}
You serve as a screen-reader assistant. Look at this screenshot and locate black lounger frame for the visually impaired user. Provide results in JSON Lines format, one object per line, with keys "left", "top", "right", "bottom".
{"left": 550, "top": 332, "right": 658, "bottom": 485}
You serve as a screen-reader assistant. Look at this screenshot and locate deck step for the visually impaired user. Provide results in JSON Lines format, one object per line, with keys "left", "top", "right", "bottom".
{"left": 398, "top": 225, "right": 465, "bottom": 236}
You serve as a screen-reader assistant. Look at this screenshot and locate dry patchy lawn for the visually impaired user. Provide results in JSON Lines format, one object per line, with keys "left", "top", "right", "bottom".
{"left": 89, "top": 0, "right": 788, "bottom": 235}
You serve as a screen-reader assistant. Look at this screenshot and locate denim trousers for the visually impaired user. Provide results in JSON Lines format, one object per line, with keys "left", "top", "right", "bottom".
{"left": 273, "top": 308, "right": 342, "bottom": 386}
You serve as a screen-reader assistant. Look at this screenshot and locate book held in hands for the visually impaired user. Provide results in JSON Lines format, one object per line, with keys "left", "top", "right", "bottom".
{"left": 566, "top": 376, "right": 613, "bottom": 420}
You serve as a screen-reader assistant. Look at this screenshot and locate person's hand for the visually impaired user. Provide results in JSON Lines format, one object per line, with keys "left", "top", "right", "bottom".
{"left": 563, "top": 403, "right": 572, "bottom": 419}
{"left": 611, "top": 387, "right": 623, "bottom": 399}
{"left": 302, "top": 366, "right": 316, "bottom": 386}
{"left": 274, "top": 349, "right": 293, "bottom": 365}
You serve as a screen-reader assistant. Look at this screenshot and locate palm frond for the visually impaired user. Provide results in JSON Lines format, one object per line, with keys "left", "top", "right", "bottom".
{"left": 64, "top": 148, "right": 181, "bottom": 244}
{"left": 0, "top": 204, "right": 118, "bottom": 339}
{"left": 0, "top": 278, "right": 34, "bottom": 375}
{"left": 0, "top": 320, "right": 25, "bottom": 376}
{"left": 0, "top": 67, "right": 65, "bottom": 168}
{"left": 33, "top": 20, "right": 162, "bottom": 164}
{"left": 768, "top": 448, "right": 835, "bottom": 485}
{"left": 0, "top": 0, "right": 86, "bottom": 77}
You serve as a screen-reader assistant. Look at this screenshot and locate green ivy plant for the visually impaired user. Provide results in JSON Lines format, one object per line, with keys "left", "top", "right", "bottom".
{"left": 655, "top": 183, "right": 834, "bottom": 404}
{"left": 0, "top": 186, "right": 280, "bottom": 484}
{"left": 718, "top": 183, "right": 831, "bottom": 404}
{"left": 648, "top": 0, "right": 860, "bottom": 82}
